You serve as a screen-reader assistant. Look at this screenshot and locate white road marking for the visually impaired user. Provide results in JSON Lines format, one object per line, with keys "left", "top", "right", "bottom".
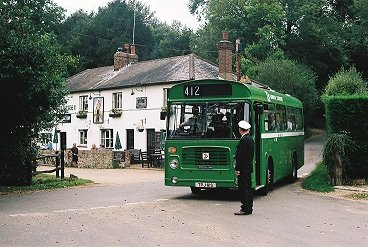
{"left": 9, "top": 213, "right": 48, "bottom": 217}
{"left": 90, "top": 205, "right": 119, "bottom": 210}
{"left": 124, "top": 201, "right": 148, "bottom": 206}
{"left": 154, "top": 199, "right": 169, "bottom": 202}
{"left": 53, "top": 208, "right": 84, "bottom": 213}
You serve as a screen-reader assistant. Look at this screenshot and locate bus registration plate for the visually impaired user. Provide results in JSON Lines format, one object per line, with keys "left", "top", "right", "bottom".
{"left": 195, "top": 182, "right": 216, "bottom": 188}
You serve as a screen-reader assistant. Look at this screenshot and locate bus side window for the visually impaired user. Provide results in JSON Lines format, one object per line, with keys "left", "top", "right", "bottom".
{"left": 287, "top": 115, "right": 295, "bottom": 130}
{"left": 276, "top": 105, "right": 286, "bottom": 131}
{"left": 268, "top": 113, "right": 276, "bottom": 131}
{"left": 294, "top": 108, "right": 303, "bottom": 130}
{"left": 265, "top": 104, "right": 276, "bottom": 132}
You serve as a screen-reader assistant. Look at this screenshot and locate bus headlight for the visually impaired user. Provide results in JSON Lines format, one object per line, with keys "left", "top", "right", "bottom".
{"left": 170, "top": 159, "right": 179, "bottom": 169}
{"left": 168, "top": 146, "right": 177, "bottom": 154}
{"left": 171, "top": 176, "right": 178, "bottom": 184}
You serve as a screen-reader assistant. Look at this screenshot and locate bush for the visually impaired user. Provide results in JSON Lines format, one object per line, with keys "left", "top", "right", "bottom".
{"left": 324, "top": 67, "right": 367, "bottom": 96}
{"left": 322, "top": 133, "right": 356, "bottom": 184}
{"left": 323, "top": 95, "right": 368, "bottom": 179}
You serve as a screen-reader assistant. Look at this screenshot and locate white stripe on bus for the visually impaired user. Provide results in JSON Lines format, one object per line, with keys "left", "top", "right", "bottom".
{"left": 261, "top": 131, "right": 304, "bottom": 139}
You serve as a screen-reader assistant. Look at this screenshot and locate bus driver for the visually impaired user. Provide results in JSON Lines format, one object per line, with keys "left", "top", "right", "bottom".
{"left": 179, "top": 105, "right": 204, "bottom": 134}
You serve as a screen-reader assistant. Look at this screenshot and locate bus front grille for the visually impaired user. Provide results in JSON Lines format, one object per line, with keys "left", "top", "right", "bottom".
{"left": 182, "top": 147, "right": 230, "bottom": 167}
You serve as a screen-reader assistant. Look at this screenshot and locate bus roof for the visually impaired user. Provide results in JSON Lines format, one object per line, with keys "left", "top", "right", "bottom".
{"left": 168, "top": 79, "right": 303, "bottom": 108}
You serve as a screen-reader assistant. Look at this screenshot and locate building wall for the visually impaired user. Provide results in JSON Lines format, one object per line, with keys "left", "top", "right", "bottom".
{"left": 56, "top": 83, "right": 172, "bottom": 151}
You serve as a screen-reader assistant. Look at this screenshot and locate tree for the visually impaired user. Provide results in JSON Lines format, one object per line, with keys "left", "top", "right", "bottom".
{"left": 347, "top": 0, "right": 368, "bottom": 80}
{"left": 248, "top": 56, "right": 319, "bottom": 127}
{"left": 57, "top": 10, "right": 94, "bottom": 75}
{"left": 190, "top": 0, "right": 287, "bottom": 62}
{"left": 150, "top": 21, "right": 192, "bottom": 59}
{"left": 0, "top": 0, "right": 69, "bottom": 185}
{"left": 324, "top": 67, "right": 367, "bottom": 96}
{"left": 284, "top": 0, "right": 347, "bottom": 90}
{"left": 190, "top": 0, "right": 368, "bottom": 91}
{"left": 57, "top": 0, "right": 157, "bottom": 74}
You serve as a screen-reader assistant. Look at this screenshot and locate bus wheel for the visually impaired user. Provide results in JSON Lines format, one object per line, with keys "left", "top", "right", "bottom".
{"left": 190, "top": 186, "right": 202, "bottom": 195}
{"left": 289, "top": 155, "right": 298, "bottom": 183}
{"left": 259, "top": 162, "right": 273, "bottom": 196}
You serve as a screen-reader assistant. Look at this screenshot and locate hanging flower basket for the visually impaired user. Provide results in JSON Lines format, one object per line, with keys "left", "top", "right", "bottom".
{"left": 76, "top": 110, "right": 87, "bottom": 118}
{"left": 109, "top": 108, "right": 122, "bottom": 117}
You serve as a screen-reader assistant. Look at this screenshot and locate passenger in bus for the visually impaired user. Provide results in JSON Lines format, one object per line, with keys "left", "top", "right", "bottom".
{"left": 287, "top": 115, "right": 294, "bottom": 130}
{"left": 179, "top": 105, "right": 204, "bottom": 135}
{"left": 275, "top": 112, "right": 284, "bottom": 130}
{"left": 208, "top": 112, "right": 228, "bottom": 138}
{"left": 234, "top": 120, "right": 254, "bottom": 215}
{"left": 268, "top": 113, "right": 276, "bottom": 131}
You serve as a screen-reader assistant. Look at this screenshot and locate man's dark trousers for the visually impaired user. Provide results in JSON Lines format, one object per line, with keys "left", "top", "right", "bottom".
{"left": 238, "top": 172, "right": 253, "bottom": 212}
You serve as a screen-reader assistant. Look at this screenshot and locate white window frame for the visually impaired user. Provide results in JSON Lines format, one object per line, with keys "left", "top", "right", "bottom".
{"left": 101, "top": 129, "right": 113, "bottom": 148}
{"left": 79, "top": 129, "right": 88, "bottom": 145}
{"left": 79, "top": 95, "right": 88, "bottom": 111}
{"left": 112, "top": 92, "right": 122, "bottom": 109}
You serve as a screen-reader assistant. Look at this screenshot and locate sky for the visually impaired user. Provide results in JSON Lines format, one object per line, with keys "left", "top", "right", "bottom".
{"left": 53, "top": 0, "right": 201, "bottom": 30}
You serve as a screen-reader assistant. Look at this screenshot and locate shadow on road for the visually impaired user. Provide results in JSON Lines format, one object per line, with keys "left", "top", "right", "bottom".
{"left": 174, "top": 188, "right": 240, "bottom": 201}
{"left": 173, "top": 178, "right": 300, "bottom": 202}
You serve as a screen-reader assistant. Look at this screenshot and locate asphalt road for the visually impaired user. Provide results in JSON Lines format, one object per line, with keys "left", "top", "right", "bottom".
{"left": 1, "top": 134, "right": 367, "bottom": 247}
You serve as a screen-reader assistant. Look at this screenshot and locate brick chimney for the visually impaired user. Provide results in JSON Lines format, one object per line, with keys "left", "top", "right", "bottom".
{"left": 114, "top": 44, "right": 138, "bottom": 71}
{"left": 217, "top": 32, "right": 233, "bottom": 80}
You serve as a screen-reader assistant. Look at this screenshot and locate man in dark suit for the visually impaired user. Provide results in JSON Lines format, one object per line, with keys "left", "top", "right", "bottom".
{"left": 234, "top": 120, "right": 254, "bottom": 215}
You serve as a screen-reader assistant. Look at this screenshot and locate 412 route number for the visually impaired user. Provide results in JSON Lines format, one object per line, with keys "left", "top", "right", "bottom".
{"left": 184, "top": 85, "right": 200, "bottom": 96}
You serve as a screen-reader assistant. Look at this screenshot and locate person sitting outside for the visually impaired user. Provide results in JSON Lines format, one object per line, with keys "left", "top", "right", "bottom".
{"left": 71, "top": 143, "right": 79, "bottom": 166}
{"left": 91, "top": 143, "right": 97, "bottom": 151}
{"left": 99, "top": 144, "right": 106, "bottom": 151}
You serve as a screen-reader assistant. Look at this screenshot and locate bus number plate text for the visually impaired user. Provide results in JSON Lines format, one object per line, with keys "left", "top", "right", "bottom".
{"left": 195, "top": 182, "right": 216, "bottom": 188}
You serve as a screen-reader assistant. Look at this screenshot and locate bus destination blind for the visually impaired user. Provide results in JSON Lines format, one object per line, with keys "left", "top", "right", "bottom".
{"left": 183, "top": 84, "right": 232, "bottom": 97}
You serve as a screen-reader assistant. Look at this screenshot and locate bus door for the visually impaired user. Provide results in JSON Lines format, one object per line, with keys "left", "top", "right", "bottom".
{"left": 253, "top": 102, "right": 264, "bottom": 186}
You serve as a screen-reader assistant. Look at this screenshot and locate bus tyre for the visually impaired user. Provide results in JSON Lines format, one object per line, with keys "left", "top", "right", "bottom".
{"left": 259, "top": 163, "right": 273, "bottom": 196}
{"left": 190, "top": 186, "right": 202, "bottom": 195}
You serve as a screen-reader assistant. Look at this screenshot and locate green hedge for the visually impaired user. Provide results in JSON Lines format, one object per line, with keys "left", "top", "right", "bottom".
{"left": 322, "top": 95, "right": 368, "bottom": 179}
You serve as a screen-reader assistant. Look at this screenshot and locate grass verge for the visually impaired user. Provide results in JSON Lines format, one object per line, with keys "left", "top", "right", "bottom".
{"left": 302, "top": 162, "right": 334, "bottom": 192}
{"left": 345, "top": 193, "right": 368, "bottom": 200}
{"left": 0, "top": 174, "right": 93, "bottom": 194}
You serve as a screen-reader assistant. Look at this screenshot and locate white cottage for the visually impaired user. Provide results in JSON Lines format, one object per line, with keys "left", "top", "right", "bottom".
{"left": 55, "top": 47, "right": 223, "bottom": 152}
{"left": 46, "top": 32, "right": 239, "bottom": 153}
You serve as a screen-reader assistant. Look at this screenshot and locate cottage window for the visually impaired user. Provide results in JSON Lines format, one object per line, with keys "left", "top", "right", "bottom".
{"left": 79, "top": 95, "right": 88, "bottom": 111}
{"left": 79, "top": 129, "right": 88, "bottom": 145}
{"left": 101, "top": 129, "right": 113, "bottom": 148}
{"left": 112, "top": 92, "right": 122, "bottom": 109}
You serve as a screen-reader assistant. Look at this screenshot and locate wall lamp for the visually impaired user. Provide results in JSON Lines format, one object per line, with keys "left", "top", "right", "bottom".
{"left": 130, "top": 83, "right": 143, "bottom": 96}
{"left": 89, "top": 91, "right": 101, "bottom": 100}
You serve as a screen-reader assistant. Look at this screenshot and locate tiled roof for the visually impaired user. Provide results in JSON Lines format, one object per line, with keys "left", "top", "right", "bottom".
{"left": 65, "top": 54, "right": 221, "bottom": 93}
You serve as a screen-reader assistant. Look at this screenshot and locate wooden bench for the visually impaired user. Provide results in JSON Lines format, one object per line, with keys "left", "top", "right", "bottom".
{"left": 140, "top": 151, "right": 150, "bottom": 168}
{"left": 148, "top": 149, "right": 163, "bottom": 167}
{"left": 127, "top": 149, "right": 142, "bottom": 164}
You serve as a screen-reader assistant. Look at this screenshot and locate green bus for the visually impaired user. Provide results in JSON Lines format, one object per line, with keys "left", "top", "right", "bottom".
{"left": 164, "top": 79, "right": 304, "bottom": 195}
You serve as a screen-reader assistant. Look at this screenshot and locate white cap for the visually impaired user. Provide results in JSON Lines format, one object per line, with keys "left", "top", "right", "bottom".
{"left": 238, "top": 120, "right": 251, "bottom": 130}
